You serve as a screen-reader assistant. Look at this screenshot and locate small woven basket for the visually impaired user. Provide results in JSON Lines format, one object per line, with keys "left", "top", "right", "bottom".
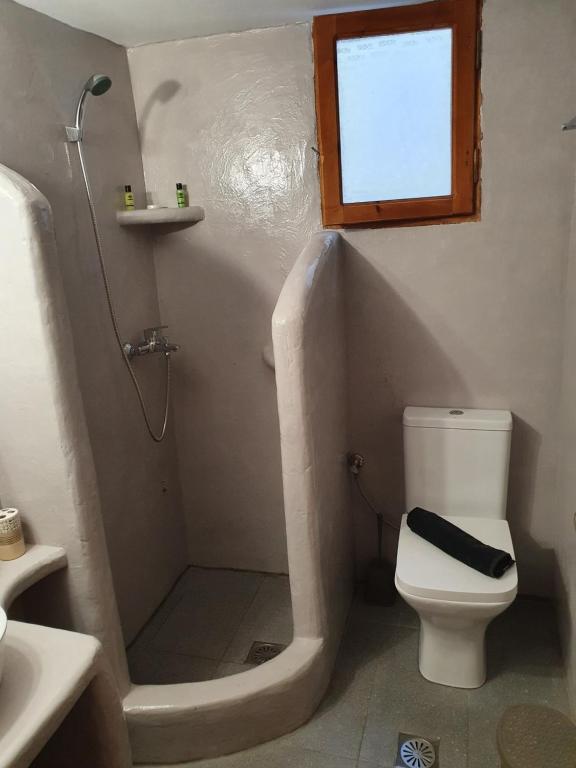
{"left": 0, "top": 508, "right": 26, "bottom": 561}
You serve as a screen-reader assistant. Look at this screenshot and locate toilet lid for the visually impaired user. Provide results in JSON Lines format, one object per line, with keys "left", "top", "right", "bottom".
{"left": 396, "top": 514, "right": 518, "bottom": 603}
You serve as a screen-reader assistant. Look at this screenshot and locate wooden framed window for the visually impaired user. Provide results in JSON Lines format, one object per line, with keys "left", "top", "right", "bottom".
{"left": 313, "top": 0, "right": 481, "bottom": 228}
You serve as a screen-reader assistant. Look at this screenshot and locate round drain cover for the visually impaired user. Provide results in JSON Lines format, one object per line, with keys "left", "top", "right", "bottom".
{"left": 400, "top": 737, "right": 436, "bottom": 768}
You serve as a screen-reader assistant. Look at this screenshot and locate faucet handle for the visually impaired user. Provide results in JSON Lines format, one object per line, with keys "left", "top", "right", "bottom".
{"left": 143, "top": 325, "right": 168, "bottom": 341}
{"left": 124, "top": 326, "right": 179, "bottom": 359}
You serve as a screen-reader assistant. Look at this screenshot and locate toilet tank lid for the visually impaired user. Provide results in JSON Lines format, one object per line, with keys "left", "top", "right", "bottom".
{"left": 403, "top": 407, "right": 512, "bottom": 431}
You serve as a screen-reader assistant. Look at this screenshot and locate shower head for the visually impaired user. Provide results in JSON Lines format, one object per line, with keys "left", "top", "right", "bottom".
{"left": 83, "top": 74, "right": 112, "bottom": 97}
{"left": 66, "top": 74, "right": 112, "bottom": 142}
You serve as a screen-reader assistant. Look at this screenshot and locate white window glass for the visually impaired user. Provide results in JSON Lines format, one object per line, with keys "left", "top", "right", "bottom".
{"left": 336, "top": 28, "right": 453, "bottom": 204}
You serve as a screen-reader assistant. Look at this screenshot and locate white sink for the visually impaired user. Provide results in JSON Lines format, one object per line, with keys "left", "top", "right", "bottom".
{"left": 0, "top": 607, "right": 6, "bottom": 684}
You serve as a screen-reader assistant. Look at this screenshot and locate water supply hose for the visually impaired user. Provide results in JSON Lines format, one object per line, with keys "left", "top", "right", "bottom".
{"left": 347, "top": 453, "right": 400, "bottom": 553}
{"left": 75, "top": 139, "right": 171, "bottom": 442}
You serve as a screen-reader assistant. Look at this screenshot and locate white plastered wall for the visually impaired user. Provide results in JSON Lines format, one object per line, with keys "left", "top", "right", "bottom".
{"left": 0, "top": 162, "right": 129, "bottom": 693}
{"left": 128, "top": 23, "right": 322, "bottom": 575}
{"left": 0, "top": 0, "right": 188, "bottom": 644}
{"left": 128, "top": 4, "right": 576, "bottom": 596}
{"left": 556, "top": 167, "right": 576, "bottom": 715}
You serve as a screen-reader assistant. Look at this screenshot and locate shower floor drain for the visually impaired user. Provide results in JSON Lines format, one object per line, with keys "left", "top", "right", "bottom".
{"left": 395, "top": 733, "right": 438, "bottom": 768}
{"left": 245, "top": 641, "right": 286, "bottom": 665}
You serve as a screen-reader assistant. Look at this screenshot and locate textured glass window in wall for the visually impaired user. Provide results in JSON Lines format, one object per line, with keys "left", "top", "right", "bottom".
{"left": 336, "top": 29, "right": 453, "bottom": 204}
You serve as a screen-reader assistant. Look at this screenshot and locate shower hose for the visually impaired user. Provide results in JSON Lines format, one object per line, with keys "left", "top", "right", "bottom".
{"left": 76, "top": 140, "right": 170, "bottom": 442}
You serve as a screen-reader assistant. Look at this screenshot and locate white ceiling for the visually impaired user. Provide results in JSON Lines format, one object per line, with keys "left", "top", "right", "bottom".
{"left": 15, "top": 0, "right": 425, "bottom": 48}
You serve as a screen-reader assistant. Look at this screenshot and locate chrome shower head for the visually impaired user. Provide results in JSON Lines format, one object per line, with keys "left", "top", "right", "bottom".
{"left": 66, "top": 74, "right": 112, "bottom": 142}
{"left": 84, "top": 74, "right": 112, "bottom": 97}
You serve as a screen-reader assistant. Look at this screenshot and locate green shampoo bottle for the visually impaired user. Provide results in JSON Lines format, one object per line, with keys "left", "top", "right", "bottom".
{"left": 176, "top": 183, "right": 187, "bottom": 208}
{"left": 124, "top": 185, "right": 135, "bottom": 210}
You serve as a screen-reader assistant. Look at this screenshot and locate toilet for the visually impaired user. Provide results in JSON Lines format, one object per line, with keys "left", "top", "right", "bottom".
{"left": 395, "top": 406, "right": 518, "bottom": 689}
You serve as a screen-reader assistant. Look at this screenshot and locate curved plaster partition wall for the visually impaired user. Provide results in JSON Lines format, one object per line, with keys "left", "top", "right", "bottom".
{"left": 0, "top": 163, "right": 129, "bottom": 690}
{"left": 123, "top": 231, "right": 353, "bottom": 763}
{"left": 273, "top": 231, "right": 353, "bottom": 643}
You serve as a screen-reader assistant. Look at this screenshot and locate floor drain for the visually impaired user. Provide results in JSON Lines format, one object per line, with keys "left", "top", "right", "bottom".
{"left": 245, "top": 641, "right": 286, "bottom": 665}
{"left": 396, "top": 734, "right": 438, "bottom": 768}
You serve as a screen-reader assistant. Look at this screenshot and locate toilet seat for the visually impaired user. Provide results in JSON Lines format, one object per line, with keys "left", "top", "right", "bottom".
{"left": 396, "top": 514, "right": 518, "bottom": 604}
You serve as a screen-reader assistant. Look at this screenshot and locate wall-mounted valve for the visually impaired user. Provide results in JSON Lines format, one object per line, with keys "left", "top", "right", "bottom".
{"left": 124, "top": 326, "right": 179, "bottom": 359}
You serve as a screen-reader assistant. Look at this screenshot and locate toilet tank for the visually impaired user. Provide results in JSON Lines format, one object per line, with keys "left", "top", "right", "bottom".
{"left": 403, "top": 407, "right": 512, "bottom": 519}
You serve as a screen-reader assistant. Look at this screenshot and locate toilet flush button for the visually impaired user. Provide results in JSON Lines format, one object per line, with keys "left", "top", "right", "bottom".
{"left": 449, "top": 409, "right": 464, "bottom": 415}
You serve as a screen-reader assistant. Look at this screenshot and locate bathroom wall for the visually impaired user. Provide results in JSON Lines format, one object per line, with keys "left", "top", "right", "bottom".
{"left": 344, "top": 0, "right": 576, "bottom": 594}
{"left": 557, "top": 177, "right": 576, "bottom": 713}
{"left": 129, "top": 1, "right": 576, "bottom": 594}
{"left": 128, "top": 25, "right": 321, "bottom": 573}
{"left": 0, "top": 161, "right": 129, "bottom": 691}
{"left": 0, "top": 0, "right": 187, "bottom": 644}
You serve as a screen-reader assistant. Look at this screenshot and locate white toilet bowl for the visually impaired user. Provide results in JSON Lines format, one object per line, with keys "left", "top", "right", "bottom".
{"left": 395, "top": 514, "right": 518, "bottom": 689}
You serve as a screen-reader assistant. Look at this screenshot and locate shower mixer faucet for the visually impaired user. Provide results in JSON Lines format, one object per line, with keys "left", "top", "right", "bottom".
{"left": 124, "top": 326, "right": 179, "bottom": 359}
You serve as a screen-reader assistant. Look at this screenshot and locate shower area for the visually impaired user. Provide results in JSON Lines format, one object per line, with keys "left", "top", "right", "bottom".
{"left": 0, "top": 13, "right": 353, "bottom": 762}
{"left": 66, "top": 72, "right": 293, "bottom": 686}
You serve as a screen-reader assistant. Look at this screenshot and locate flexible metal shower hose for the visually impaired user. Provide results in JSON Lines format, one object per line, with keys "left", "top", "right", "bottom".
{"left": 76, "top": 141, "right": 170, "bottom": 442}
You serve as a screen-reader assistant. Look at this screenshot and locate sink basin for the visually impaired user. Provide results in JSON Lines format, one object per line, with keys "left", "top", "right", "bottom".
{"left": 0, "top": 607, "right": 6, "bottom": 683}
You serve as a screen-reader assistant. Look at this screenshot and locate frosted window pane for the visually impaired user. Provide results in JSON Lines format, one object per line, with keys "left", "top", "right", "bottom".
{"left": 337, "top": 29, "right": 452, "bottom": 204}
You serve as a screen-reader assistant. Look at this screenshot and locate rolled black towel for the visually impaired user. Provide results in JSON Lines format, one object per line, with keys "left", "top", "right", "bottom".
{"left": 407, "top": 507, "right": 515, "bottom": 578}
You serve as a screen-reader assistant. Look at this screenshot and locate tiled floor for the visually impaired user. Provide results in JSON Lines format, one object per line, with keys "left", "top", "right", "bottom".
{"left": 141, "top": 592, "right": 569, "bottom": 768}
{"left": 127, "top": 567, "right": 293, "bottom": 683}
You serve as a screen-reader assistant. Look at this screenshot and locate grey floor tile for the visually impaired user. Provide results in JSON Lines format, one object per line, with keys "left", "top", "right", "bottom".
{"left": 360, "top": 626, "right": 469, "bottom": 768}
{"left": 126, "top": 645, "right": 153, "bottom": 683}
{"left": 349, "top": 591, "right": 419, "bottom": 630}
{"left": 357, "top": 762, "right": 390, "bottom": 768}
{"left": 275, "top": 615, "right": 390, "bottom": 760}
{"left": 173, "top": 567, "right": 263, "bottom": 599}
{"left": 223, "top": 575, "right": 293, "bottom": 663}
{"left": 486, "top": 596, "right": 564, "bottom": 676}
{"left": 356, "top": 759, "right": 393, "bottom": 768}
{"left": 127, "top": 646, "right": 217, "bottom": 684}
{"left": 467, "top": 597, "right": 568, "bottom": 768}
{"left": 128, "top": 571, "right": 189, "bottom": 650}
{"left": 467, "top": 670, "right": 568, "bottom": 768}
{"left": 215, "top": 661, "right": 256, "bottom": 678}
{"left": 275, "top": 675, "right": 370, "bottom": 760}
{"left": 131, "top": 579, "right": 567, "bottom": 768}
{"left": 150, "top": 568, "right": 263, "bottom": 660}
{"left": 143, "top": 742, "right": 358, "bottom": 768}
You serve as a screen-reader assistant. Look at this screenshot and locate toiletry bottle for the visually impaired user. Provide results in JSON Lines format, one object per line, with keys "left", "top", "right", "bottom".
{"left": 124, "top": 185, "right": 135, "bottom": 210}
{"left": 176, "top": 183, "right": 187, "bottom": 208}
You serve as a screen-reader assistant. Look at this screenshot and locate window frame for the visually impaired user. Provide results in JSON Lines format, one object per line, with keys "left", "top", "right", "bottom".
{"left": 313, "top": 0, "right": 482, "bottom": 228}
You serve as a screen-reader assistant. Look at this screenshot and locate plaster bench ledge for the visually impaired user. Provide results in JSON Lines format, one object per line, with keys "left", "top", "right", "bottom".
{"left": 0, "top": 545, "right": 67, "bottom": 610}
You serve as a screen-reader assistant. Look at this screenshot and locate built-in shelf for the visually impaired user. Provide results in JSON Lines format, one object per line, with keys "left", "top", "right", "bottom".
{"left": 0, "top": 544, "right": 67, "bottom": 609}
{"left": 116, "top": 206, "right": 204, "bottom": 227}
